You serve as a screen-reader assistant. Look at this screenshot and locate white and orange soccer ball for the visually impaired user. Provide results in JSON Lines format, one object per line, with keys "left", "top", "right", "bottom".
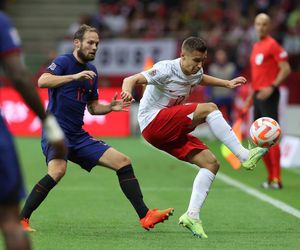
{"left": 249, "top": 117, "right": 281, "bottom": 148}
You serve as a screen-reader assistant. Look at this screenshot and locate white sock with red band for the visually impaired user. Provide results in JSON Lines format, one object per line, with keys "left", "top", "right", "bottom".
{"left": 206, "top": 110, "right": 249, "bottom": 162}
{"left": 187, "top": 168, "right": 215, "bottom": 220}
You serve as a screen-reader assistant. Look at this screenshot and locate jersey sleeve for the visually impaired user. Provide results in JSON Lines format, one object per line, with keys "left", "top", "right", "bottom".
{"left": 46, "top": 55, "right": 69, "bottom": 75}
{"left": 271, "top": 41, "right": 288, "bottom": 62}
{"left": 0, "top": 13, "right": 21, "bottom": 57}
{"left": 141, "top": 61, "right": 170, "bottom": 86}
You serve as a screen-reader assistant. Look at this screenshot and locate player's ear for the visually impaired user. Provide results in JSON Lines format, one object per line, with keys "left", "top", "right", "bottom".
{"left": 74, "top": 39, "right": 80, "bottom": 49}
{"left": 180, "top": 51, "right": 185, "bottom": 59}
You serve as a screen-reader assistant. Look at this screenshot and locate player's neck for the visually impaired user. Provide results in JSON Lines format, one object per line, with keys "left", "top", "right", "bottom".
{"left": 179, "top": 59, "right": 190, "bottom": 76}
{"left": 73, "top": 51, "right": 85, "bottom": 64}
{"left": 259, "top": 34, "right": 269, "bottom": 41}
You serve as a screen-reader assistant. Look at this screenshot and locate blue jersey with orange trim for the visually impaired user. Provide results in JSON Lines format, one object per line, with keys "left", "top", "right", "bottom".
{"left": 45, "top": 54, "right": 99, "bottom": 134}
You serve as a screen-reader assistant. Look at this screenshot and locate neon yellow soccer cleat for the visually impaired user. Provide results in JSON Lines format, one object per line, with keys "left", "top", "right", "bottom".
{"left": 241, "top": 143, "right": 268, "bottom": 170}
{"left": 179, "top": 213, "right": 208, "bottom": 239}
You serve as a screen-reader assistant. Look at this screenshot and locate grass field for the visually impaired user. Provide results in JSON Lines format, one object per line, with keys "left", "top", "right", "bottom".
{"left": 1, "top": 137, "right": 300, "bottom": 250}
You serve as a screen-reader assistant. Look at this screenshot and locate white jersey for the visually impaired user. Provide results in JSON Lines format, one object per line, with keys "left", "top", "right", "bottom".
{"left": 138, "top": 58, "right": 204, "bottom": 132}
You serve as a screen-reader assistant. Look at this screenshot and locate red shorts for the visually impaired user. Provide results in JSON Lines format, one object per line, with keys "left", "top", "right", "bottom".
{"left": 142, "top": 103, "right": 208, "bottom": 161}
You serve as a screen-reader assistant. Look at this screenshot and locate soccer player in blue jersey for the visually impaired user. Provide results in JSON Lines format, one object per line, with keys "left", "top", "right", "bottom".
{"left": 20, "top": 24, "right": 174, "bottom": 232}
{"left": 0, "top": 10, "right": 65, "bottom": 250}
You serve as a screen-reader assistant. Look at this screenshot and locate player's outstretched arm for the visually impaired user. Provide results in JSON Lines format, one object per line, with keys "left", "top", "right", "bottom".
{"left": 201, "top": 74, "right": 247, "bottom": 88}
{"left": 87, "top": 93, "right": 132, "bottom": 115}
{"left": 121, "top": 73, "right": 148, "bottom": 102}
{"left": 38, "top": 70, "right": 96, "bottom": 88}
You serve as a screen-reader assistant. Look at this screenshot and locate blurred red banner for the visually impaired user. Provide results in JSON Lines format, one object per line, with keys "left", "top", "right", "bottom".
{"left": 0, "top": 87, "right": 129, "bottom": 137}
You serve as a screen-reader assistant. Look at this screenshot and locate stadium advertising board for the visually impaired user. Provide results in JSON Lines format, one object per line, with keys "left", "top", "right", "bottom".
{"left": 58, "top": 38, "right": 178, "bottom": 75}
{"left": 0, "top": 87, "right": 129, "bottom": 137}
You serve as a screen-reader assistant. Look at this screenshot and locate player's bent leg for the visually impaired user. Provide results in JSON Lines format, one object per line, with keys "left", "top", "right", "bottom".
{"left": 98, "top": 147, "right": 131, "bottom": 170}
{"left": 20, "top": 159, "right": 66, "bottom": 232}
{"left": 98, "top": 148, "right": 174, "bottom": 230}
{"left": 187, "top": 149, "right": 219, "bottom": 174}
{"left": 48, "top": 159, "right": 68, "bottom": 182}
{"left": 191, "top": 102, "right": 218, "bottom": 127}
{"left": 201, "top": 107, "right": 267, "bottom": 169}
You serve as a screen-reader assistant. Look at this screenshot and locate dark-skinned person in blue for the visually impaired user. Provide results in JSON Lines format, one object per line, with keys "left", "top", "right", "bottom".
{"left": 0, "top": 9, "right": 65, "bottom": 250}
{"left": 20, "top": 25, "right": 174, "bottom": 232}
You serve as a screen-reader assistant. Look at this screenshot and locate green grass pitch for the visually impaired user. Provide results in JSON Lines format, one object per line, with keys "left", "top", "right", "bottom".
{"left": 1, "top": 137, "right": 300, "bottom": 250}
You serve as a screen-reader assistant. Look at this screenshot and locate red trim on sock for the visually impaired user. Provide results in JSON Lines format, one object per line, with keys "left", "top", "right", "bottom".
{"left": 36, "top": 183, "right": 49, "bottom": 192}
{"left": 119, "top": 177, "right": 137, "bottom": 184}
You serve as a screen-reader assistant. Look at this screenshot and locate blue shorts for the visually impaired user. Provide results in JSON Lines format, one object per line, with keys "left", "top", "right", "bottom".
{"left": 0, "top": 116, "right": 26, "bottom": 204}
{"left": 41, "top": 130, "right": 110, "bottom": 172}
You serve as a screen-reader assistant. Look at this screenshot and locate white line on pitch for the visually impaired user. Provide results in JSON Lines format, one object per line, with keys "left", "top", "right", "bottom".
{"left": 217, "top": 172, "right": 300, "bottom": 219}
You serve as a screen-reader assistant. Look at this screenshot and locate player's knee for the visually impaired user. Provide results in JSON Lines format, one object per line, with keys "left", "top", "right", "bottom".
{"left": 194, "top": 102, "right": 219, "bottom": 121}
{"left": 48, "top": 161, "right": 67, "bottom": 181}
{"left": 49, "top": 169, "right": 66, "bottom": 182}
{"left": 205, "top": 102, "right": 218, "bottom": 113}
{"left": 117, "top": 155, "right": 131, "bottom": 168}
{"left": 203, "top": 158, "right": 220, "bottom": 174}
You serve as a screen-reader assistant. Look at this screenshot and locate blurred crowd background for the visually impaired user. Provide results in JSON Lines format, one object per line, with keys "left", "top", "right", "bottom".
{"left": 65, "top": 0, "right": 300, "bottom": 70}
{"left": 1, "top": 0, "right": 300, "bottom": 107}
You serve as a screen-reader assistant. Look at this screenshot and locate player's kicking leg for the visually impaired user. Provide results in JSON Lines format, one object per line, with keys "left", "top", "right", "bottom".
{"left": 203, "top": 107, "right": 267, "bottom": 170}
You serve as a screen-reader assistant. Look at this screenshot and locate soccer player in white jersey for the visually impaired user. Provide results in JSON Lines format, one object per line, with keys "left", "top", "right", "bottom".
{"left": 121, "top": 37, "right": 267, "bottom": 238}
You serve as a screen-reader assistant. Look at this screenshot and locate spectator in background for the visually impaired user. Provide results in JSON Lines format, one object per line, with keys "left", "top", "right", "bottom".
{"left": 208, "top": 48, "right": 237, "bottom": 123}
{"left": 0, "top": 10, "right": 65, "bottom": 250}
{"left": 248, "top": 13, "right": 291, "bottom": 189}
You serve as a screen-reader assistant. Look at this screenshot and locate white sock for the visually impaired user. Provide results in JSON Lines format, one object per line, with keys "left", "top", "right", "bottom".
{"left": 206, "top": 110, "right": 249, "bottom": 162}
{"left": 187, "top": 168, "right": 215, "bottom": 220}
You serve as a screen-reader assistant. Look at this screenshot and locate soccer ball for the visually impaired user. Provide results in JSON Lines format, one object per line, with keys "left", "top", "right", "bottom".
{"left": 249, "top": 117, "right": 281, "bottom": 147}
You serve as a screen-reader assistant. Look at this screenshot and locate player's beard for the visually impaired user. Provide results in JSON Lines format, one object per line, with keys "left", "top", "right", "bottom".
{"left": 77, "top": 47, "right": 95, "bottom": 62}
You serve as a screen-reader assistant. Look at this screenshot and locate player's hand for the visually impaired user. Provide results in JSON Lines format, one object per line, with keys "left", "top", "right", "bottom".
{"left": 43, "top": 114, "right": 67, "bottom": 159}
{"left": 256, "top": 86, "right": 273, "bottom": 100}
{"left": 73, "top": 70, "right": 96, "bottom": 81}
{"left": 120, "top": 90, "right": 135, "bottom": 102}
{"left": 110, "top": 92, "right": 133, "bottom": 112}
{"left": 227, "top": 76, "right": 247, "bottom": 88}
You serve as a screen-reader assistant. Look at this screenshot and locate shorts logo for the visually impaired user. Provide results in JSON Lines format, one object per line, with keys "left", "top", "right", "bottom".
{"left": 255, "top": 53, "right": 264, "bottom": 65}
{"left": 48, "top": 62, "right": 57, "bottom": 71}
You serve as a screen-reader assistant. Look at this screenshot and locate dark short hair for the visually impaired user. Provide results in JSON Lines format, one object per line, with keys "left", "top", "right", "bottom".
{"left": 73, "top": 24, "right": 99, "bottom": 41}
{"left": 182, "top": 37, "right": 207, "bottom": 53}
